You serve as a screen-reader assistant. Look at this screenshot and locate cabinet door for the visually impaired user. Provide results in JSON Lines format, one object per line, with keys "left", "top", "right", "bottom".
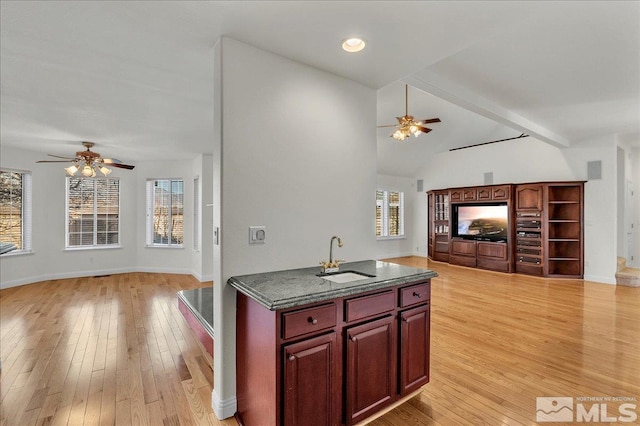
{"left": 449, "top": 189, "right": 463, "bottom": 203}
{"left": 477, "top": 187, "right": 492, "bottom": 200}
{"left": 463, "top": 188, "right": 477, "bottom": 201}
{"left": 491, "top": 185, "right": 510, "bottom": 200}
{"left": 284, "top": 333, "right": 338, "bottom": 426}
{"left": 399, "top": 305, "right": 430, "bottom": 394}
{"left": 515, "top": 184, "right": 543, "bottom": 211}
{"left": 427, "top": 193, "right": 434, "bottom": 257}
{"left": 345, "top": 316, "right": 395, "bottom": 425}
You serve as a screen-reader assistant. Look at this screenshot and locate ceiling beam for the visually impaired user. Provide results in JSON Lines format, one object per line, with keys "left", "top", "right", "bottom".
{"left": 402, "top": 70, "right": 571, "bottom": 149}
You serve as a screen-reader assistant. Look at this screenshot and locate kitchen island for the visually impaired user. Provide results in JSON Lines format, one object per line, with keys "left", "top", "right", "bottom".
{"left": 229, "top": 260, "right": 437, "bottom": 426}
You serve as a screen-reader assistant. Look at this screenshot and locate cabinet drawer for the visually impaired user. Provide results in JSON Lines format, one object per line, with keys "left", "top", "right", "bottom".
{"left": 282, "top": 303, "right": 336, "bottom": 340}
{"left": 345, "top": 291, "right": 395, "bottom": 323}
{"left": 400, "top": 283, "right": 430, "bottom": 308}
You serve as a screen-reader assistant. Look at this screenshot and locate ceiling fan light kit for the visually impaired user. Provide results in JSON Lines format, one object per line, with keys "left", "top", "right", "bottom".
{"left": 378, "top": 84, "right": 441, "bottom": 141}
{"left": 37, "top": 141, "right": 135, "bottom": 176}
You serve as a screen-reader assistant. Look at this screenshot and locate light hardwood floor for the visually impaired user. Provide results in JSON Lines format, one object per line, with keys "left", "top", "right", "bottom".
{"left": 1, "top": 259, "right": 639, "bottom": 425}
{"left": 0, "top": 273, "right": 234, "bottom": 426}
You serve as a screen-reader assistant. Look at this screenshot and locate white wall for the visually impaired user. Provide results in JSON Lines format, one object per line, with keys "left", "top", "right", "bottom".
{"left": 561, "top": 136, "right": 617, "bottom": 283}
{"left": 212, "top": 37, "right": 377, "bottom": 418}
{"left": 1, "top": 145, "right": 137, "bottom": 287}
{"left": 0, "top": 145, "right": 209, "bottom": 288}
{"left": 632, "top": 147, "right": 640, "bottom": 267}
{"left": 376, "top": 174, "right": 416, "bottom": 258}
{"left": 411, "top": 136, "right": 619, "bottom": 283}
{"left": 191, "top": 154, "right": 214, "bottom": 281}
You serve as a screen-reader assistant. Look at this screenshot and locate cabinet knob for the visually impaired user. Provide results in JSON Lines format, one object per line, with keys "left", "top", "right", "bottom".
{"left": 403, "top": 317, "right": 409, "bottom": 323}
{"left": 308, "top": 317, "right": 318, "bottom": 325}
{"left": 413, "top": 292, "right": 422, "bottom": 298}
{"left": 349, "top": 335, "right": 357, "bottom": 342}
{"left": 288, "top": 355, "right": 295, "bottom": 362}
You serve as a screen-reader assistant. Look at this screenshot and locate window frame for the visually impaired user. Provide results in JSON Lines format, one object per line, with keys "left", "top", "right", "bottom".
{"left": 193, "top": 176, "right": 200, "bottom": 252}
{"left": 376, "top": 190, "right": 405, "bottom": 240}
{"left": 0, "top": 169, "right": 32, "bottom": 256}
{"left": 65, "top": 177, "right": 121, "bottom": 250}
{"left": 145, "top": 178, "right": 185, "bottom": 248}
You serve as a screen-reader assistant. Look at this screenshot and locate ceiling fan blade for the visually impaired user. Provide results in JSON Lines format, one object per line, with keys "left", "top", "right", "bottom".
{"left": 418, "top": 118, "right": 441, "bottom": 124}
{"left": 36, "top": 160, "right": 74, "bottom": 163}
{"left": 377, "top": 124, "right": 399, "bottom": 128}
{"left": 47, "top": 153, "right": 78, "bottom": 160}
{"left": 417, "top": 126, "right": 433, "bottom": 134}
{"left": 108, "top": 163, "right": 135, "bottom": 170}
{"left": 101, "top": 158, "right": 124, "bottom": 164}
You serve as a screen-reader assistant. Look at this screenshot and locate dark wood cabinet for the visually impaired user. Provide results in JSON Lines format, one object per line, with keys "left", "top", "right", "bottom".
{"left": 463, "top": 188, "right": 477, "bottom": 201}
{"left": 515, "top": 184, "right": 543, "bottom": 211}
{"left": 399, "top": 304, "right": 430, "bottom": 394}
{"left": 477, "top": 187, "right": 492, "bottom": 200}
{"left": 345, "top": 316, "right": 395, "bottom": 424}
{"left": 477, "top": 241, "right": 509, "bottom": 272}
{"left": 449, "top": 189, "right": 463, "bottom": 203}
{"left": 284, "top": 333, "right": 338, "bottom": 426}
{"left": 451, "top": 239, "right": 510, "bottom": 272}
{"left": 428, "top": 181, "right": 583, "bottom": 278}
{"left": 427, "top": 190, "right": 449, "bottom": 262}
{"left": 492, "top": 185, "right": 510, "bottom": 200}
{"left": 236, "top": 279, "right": 432, "bottom": 426}
{"left": 450, "top": 239, "right": 477, "bottom": 267}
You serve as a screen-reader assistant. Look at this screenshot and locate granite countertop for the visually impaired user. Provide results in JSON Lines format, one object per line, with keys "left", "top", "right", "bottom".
{"left": 228, "top": 260, "right": 438, "bottom": 310}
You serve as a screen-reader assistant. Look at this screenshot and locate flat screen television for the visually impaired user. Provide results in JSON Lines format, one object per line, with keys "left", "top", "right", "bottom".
{"left": 452, "top": 203, "right": 509, "bottom": 242}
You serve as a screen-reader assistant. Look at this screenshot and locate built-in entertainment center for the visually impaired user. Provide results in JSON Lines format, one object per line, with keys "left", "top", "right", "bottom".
{"left": 427, "top": 181, "right": 584, "bottom": 278}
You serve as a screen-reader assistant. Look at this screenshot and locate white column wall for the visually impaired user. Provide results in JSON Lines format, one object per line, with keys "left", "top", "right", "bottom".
{"left": 212, "top": 37, "right": 377, "bottom": 418}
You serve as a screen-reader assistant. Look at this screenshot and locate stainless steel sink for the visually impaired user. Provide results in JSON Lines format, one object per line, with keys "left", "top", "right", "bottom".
{"left": 318, "top": 271, "right": 374, "bottom": 283}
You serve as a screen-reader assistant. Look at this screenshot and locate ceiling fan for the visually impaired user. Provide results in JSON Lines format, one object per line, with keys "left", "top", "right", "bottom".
{"left": 378, "top": 84, "right": 441, "bottom": 141}
{"left": 37, "top": 141, "right": 135, "bottom": 177}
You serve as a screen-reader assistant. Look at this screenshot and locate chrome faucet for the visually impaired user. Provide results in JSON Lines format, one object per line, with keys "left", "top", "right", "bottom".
{"left": 329, "top": 236, "right": 343, "bottom": 264}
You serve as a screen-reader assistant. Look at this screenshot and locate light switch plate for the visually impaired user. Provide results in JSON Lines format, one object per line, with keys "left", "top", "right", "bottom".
{"left": 249, "top": 226, "right": 266, "bottom": 244}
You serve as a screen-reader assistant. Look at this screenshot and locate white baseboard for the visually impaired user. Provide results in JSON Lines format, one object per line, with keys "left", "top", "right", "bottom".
{"left": 211, "top": 390, "right": 237, "bottom": 420}
{"left": 377, "top": 251, "right": 416, "bottom": 259}
{"left": 0, "top": 267, "right": 135, "bottom": 289}
{"left": 584, "top": 274, "right": 616, "bottom": 285}
{"left": 1, "top": 266, "right": 210, "bottom": 290}
{"left": 192, "top": 271, "right": 214, "bottom": 283}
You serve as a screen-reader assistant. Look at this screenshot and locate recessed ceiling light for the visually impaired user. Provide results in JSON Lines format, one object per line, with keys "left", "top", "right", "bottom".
{"left": 341, "top": 37, "right": 366, "bottom": 53}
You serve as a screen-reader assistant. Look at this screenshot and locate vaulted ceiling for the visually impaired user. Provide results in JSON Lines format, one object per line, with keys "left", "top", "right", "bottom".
{"left": 1, "top": 1, "right": 638, "bottom": 177}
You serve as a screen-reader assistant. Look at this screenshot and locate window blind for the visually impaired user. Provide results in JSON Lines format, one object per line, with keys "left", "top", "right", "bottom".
{"left": 66, "top": 177, "right": 120, "bottom": 248}
{"left": 146, "top": 179, "right": 184, "bottom": 246}
{"left": 0, "top": 170, "right": 31, "bottom": 252}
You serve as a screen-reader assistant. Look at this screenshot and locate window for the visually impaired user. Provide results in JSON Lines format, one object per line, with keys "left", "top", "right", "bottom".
{"left": 376, "top": 190, "right": 404, "bottom": 238}
{"left": 66, "top": 177, "right": 120, "bottom": 248}
{"left": 0, "top": 170, "right": 32, "bottom": 254}
{"left": 146, "top": 179, "right": 184, "bottom": 247}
